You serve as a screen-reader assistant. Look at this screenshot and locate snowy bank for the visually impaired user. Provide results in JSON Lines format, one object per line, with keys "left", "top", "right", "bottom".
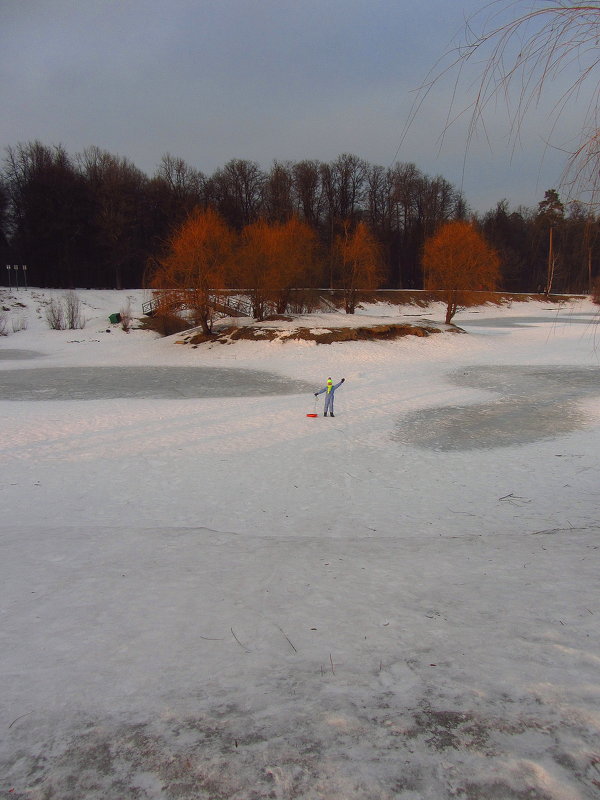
{"left": 1, "top": 289, "right": 600, "bottom": 799}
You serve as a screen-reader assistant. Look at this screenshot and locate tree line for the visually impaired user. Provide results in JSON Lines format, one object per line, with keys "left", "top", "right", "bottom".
{"left": 0, "top": 141, "right": 598, "bottom": 294}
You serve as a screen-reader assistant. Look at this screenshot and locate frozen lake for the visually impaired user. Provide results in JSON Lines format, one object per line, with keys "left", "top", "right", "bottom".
{"left": 2, "top": 292, "right": 600, "bottom": 799}
{"left": 0, "top": 365, "right": 314, "bottom": 400}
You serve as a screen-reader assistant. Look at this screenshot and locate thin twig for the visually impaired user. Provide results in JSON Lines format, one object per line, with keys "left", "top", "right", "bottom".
{"left": 330, "top": 653, "right": 335, "bottom": 675}
{"left": 532, "top": 525, "right": 598, "bottom": 535}
{"left": 499, "top": 493, "right": 531, "bottom": 506}
{"left": 277, "top": 625, "right": 297, "bottom": 653}
{"left": 230, "top": 628, "right": 250, "bottom": 652}
{"left": 8, "top": 711, "right": 34, "bottom": 729}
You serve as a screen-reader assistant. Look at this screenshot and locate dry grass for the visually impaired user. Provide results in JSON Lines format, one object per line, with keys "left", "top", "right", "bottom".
{"left": 186, "top": 322, "right": 452, "bottom": 347}
{"left": 138, "top": 311, "right": 191, "bottom": 337}
{"left": 289, "top": 324, "right": 446, "bottom": 343}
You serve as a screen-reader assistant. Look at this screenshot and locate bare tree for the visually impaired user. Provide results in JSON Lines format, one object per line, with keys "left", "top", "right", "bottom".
{"left": 211, "top": 159, "right": 265, "bottom": 229}
{"left": 332, "top": 153, "right": 367, "bottom": 224}
{"left": 263, "top": 161, "right": 295, "bottom": 222}
{"left": 78, "top": 146, "right": 148, "bottom": 288}
{"left": 154, "top": 153, "right": 205, "bottom": 219}
{"left": 291, "top": 160, "right": 323, "bottom": 226}
{"left": 156, "top": 153, "right": 205, "bottom": 200}
{"left": 5, "top": 142, "right": 91, "bottom": 287}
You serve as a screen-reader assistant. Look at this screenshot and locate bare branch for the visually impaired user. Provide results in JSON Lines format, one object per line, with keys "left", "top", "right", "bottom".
{"left": 410, "top": 1, "right": 600, "bottom": 206}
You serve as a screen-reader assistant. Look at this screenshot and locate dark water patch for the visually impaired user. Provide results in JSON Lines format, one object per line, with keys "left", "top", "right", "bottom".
{"left": 0, "top": 348, "right": 46, "bottom": 360}
{"left": 0, "top": 366, "right": 314, "bottom": 400}
{"left": 460, "top": 311, "right": 597, "bottom": 330}
{"left": 395, "top": 398, "right": 585, "bottom": 451}
{"left": 451, "top": 365, "right": 600, "bottom": 401}
{"left": 395, "top": 366, "right": 600, "bottom": 451}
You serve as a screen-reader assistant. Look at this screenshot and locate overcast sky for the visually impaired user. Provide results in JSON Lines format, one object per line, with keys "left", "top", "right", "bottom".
{"left": 0, "top": 0, "right": 589, "bottom": 213}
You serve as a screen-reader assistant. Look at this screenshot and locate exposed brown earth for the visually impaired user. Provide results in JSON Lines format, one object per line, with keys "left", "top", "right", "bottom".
{"left": 184, "top": 321, "right": 456, "bottom": 346}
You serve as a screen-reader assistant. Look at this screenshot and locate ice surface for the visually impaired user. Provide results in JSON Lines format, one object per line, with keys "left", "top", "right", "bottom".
{"left": 1, "top": 290, "right": 600, "bottom": 799}
{"left": 0, "top": 348, "right": 46, "bottom": 360}
{"left": 0, "top": 366, "right": 314, "bottom": 400}
{"left": 395, "top": 365, "right": 600, "bottom": 450}
{"left": 459, "top": 311, "right": 595, "bottom": 329}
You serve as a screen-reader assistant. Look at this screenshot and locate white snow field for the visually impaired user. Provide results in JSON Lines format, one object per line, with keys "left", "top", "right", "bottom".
{"left": 1, "top": 288, "right": 600, "bottom": 799}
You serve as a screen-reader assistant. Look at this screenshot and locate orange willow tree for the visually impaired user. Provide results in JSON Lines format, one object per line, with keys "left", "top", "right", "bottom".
{"left": 273, "top": 216, "right": 321, "bottom": 313}
{"left": 151, "top": 208, "right": 234, "bottom": 335}
{"left": 235, "top": 217, "right": 319, "bottom": 319}
{"left": 334, "top": 220, "right": 383, "bottom": 313}
{"left": 422, "top": 220, "right": 500, "bottom": 324}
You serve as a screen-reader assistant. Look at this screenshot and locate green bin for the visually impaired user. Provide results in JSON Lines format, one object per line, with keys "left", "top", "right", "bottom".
{"left": 109, "top": 313, "right": 121, "bottom": 324}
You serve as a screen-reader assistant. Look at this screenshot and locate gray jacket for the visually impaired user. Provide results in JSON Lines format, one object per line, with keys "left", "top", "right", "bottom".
{"left": 315, "top": 379, "right": 345, "bottom": 396}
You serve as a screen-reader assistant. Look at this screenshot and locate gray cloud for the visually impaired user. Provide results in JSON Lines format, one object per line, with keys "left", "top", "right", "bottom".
{"left": 0, "top": 0, "right": 584, "bottom": 211}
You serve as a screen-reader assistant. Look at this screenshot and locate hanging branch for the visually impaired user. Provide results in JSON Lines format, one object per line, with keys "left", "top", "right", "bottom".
{"left": 405, "top": 1, "right": 600, "bottom": 206}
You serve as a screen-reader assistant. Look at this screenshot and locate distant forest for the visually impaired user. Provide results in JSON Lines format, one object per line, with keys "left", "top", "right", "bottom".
{"left": 0, "top": 141, "right": 598, "bottom": 293}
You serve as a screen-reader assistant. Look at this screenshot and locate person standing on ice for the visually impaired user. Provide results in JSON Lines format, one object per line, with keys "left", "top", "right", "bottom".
{"left": 314, "top": 377, "right": 345, "bottom": 417}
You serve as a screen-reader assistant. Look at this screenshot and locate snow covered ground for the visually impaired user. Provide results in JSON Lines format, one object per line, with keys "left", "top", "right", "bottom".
{"left": 1, "top": 288, "right": 600, "bottom": 799}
